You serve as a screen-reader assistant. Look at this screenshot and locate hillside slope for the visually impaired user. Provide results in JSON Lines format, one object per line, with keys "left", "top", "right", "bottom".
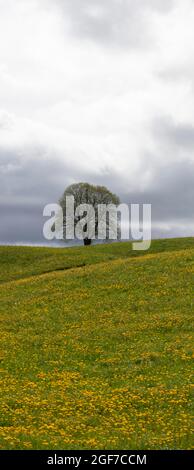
{"left": 0, "top": 237, "right": 193, "bottom": 283}
{"left": 0, "top": 238, "right": 193, "bottom": 449}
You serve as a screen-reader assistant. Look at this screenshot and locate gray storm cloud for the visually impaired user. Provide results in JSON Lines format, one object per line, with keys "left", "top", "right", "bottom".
{"left": 54, "top": 0, "right": 175, "bottom": 48}
{"left": 152, "top": 117, "right": 194, "bottom": 151}
{"left": 1, "top": 142, "right": 193, "bottom": 243}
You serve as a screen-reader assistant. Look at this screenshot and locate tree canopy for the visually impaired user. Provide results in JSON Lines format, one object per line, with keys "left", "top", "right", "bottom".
{"left": 59, "top": 182, "right": 120, "bottom": 245}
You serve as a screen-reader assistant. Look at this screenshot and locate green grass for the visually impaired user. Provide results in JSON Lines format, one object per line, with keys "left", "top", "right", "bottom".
{"left": 0, "top": 237, "right": 193, "bottom": 284}
{"left": 0, "top": 238, "right": 193, "bottom": 449}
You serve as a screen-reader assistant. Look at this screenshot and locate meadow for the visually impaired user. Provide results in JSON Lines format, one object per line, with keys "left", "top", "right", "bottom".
{"left": 0, "top": 238, "right": 193, "bottom": 449}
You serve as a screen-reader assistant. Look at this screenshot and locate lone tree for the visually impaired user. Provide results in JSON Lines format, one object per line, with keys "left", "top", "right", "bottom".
{"left": 59, "top": 182, "right": 120, "bottom": 245}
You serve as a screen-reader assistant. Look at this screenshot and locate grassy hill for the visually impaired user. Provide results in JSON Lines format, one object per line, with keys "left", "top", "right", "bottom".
{"left": 0, "top": 238, "right": 193, "bottom": 449}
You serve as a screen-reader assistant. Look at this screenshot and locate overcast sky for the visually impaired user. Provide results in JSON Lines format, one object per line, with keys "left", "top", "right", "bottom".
{"left": 0, "top": 0, "right": 194, "bottom": 243}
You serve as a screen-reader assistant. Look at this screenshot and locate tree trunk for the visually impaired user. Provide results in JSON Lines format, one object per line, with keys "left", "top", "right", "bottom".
{"left": 84, "top": 238, "right": 91, "bottom": 246}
